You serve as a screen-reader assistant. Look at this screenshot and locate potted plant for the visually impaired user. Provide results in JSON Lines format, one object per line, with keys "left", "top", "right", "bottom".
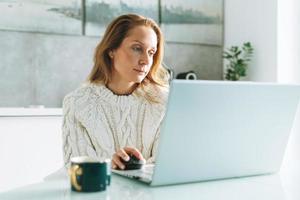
{"left": 223, "top": 42, "right": 254, "bottom": 81}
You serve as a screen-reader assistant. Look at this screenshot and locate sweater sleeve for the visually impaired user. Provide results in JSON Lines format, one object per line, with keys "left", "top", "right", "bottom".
{"left": 62, "top": 95, "right": 99, "bottom": 168}
{"left": 146, "top": 123, "right": 161, "bottom": 164}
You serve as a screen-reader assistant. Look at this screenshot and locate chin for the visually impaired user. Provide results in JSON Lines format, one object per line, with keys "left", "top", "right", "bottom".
{"left": 132, "top": 76, "right": 146, "bottom": 83}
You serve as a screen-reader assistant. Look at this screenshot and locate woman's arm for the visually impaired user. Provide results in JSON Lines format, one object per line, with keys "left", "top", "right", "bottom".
{"left": 62, "top": 95, "right": 99, "bottom": 168}
{"left": 146, "top": 125, "right": 161, "bottom": 164}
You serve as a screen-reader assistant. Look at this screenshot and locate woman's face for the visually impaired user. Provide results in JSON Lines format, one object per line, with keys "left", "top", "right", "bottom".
{"left": 110, "top": 25, "right": 158, "bottom": 84}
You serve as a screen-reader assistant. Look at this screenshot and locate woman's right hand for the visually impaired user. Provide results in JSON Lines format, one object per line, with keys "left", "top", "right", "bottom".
{"left": 111, "top": 147, "right": 145, "bottom": 170}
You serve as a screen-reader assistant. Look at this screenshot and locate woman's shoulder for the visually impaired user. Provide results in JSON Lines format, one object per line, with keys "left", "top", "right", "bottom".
{"left": 143, "top": 83, "right": 169, "bottom": 106}
{"left": 144, "top": 84, "right": 169, "bottom": 121}
{"left": 64, "top": 83, "right": 91, "bottom": 100}
{"left": 63, "top": 82, "right": 102, "bottom": 108}
{"left": 154, "top": 85, "right": 169, "bottom": 107}
{"left": 133, "top": 83, "right": 169, "bottom": 120}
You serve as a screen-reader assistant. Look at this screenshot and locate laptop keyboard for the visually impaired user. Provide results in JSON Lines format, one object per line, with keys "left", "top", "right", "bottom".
{"left": 143, "top": 164, "right": 154, "bottom": 175}
{"left": 112, "top": 164, "right": 154, "bottom": 183}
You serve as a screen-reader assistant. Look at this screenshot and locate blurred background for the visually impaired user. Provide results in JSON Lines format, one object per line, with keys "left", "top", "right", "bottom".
{"left": 0, "top": 0, "right": 299, "bottom": 107}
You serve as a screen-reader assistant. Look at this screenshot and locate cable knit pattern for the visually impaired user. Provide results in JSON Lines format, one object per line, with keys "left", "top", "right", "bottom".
{"left": 62, "top": 83, "right": 168, "bottom": 167}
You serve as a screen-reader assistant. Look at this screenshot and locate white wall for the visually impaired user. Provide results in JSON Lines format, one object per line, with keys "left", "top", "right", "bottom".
{"left": 278, "top": 0, "right": 300, "bottom": 83}
{"left": 224, "top": 0, "right": 278, "bottom": 82}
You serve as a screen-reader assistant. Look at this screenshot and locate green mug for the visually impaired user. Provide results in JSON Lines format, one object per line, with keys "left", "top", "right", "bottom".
{"left": 69, "top": 156, "right": 110, "bottom": 192}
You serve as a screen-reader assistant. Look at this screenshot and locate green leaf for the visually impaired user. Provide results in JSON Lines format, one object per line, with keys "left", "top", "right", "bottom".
{"left": 223, "top": 42, "right": 254, "bottom": 81}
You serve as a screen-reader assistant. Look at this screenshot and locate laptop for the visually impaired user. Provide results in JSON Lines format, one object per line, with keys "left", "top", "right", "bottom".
{"left": 112, "top": 80, "right": 300, "bottom": 186}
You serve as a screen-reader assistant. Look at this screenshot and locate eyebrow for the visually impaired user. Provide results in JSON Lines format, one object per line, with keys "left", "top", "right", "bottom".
{"left": 133, "top": 40, "right": 157, "bottom": 51}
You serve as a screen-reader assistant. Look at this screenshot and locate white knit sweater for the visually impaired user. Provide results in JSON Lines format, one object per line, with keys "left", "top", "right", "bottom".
{"left": 62, "top": 83, "right": 168, "bottom": 167}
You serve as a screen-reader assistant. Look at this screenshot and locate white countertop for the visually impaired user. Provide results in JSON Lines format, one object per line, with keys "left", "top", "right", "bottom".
{"left": 0, "top": 108, "right": 62, "bottom": 117}
{"left": 0, "top": 171, "right": 298, "bottom": 200}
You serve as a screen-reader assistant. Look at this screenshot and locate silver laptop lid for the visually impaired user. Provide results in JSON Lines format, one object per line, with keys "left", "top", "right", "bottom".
{"left": 151, "top": 80, "right": 300, "bottom": 186}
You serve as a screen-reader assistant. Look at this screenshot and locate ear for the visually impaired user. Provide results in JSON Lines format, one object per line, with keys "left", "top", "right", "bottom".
{"left": 109, "top": 50, "right": 114, "bottom": 59}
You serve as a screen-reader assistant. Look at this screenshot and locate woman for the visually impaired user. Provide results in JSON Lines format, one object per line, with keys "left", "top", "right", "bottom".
{"left": 62, "top": 14, "right": 169, "bottom": 170}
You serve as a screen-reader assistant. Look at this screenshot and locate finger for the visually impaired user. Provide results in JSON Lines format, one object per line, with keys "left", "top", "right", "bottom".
{"left": 112, "top": 154, "right": 125, "bottom": 170}
{"left": 124, "top": 147, "right": 144, "bottom": 160}
{"left": 111, "top": 159, "right": 118, "bottom": 169}
{"left": 116, "top": 149, "right": 130, "bottom": 161}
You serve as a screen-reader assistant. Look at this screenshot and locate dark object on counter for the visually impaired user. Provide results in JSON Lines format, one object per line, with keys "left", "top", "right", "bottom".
{"left": 176, "top": 71, "right": 197, "bottom": 80}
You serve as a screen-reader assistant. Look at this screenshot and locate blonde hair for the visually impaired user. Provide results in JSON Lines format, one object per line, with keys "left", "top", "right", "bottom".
{"left": 87, "top": 14, "right": 169, "bottom": 103}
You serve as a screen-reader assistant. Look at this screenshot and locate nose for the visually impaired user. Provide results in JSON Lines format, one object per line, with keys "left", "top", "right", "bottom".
{"left": 139, "top": 52, "right": 151, "bottom": 66}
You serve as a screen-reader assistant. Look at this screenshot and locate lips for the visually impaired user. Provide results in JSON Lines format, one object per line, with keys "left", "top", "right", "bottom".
{"left": 133, "top": 69, "right": 146, "bottom": 74}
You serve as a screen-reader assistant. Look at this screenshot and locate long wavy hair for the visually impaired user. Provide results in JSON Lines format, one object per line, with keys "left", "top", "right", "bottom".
{"left": 87, "top": 14, "right": 169, "bottom": 103}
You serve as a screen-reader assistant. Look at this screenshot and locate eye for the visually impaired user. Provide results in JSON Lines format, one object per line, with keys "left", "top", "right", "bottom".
{"left": 132, "top": 45, "right": 143, "bottom": 52}
{"left": 148, "top": 50, "right": 156, "bottom": 57}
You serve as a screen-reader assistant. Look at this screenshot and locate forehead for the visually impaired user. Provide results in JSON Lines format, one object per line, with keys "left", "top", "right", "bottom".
{"left": 123, "top": 25, "right": 157, "bottom": 49}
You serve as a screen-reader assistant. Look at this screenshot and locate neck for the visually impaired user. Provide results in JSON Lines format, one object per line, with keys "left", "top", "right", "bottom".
{"left": 107, "top": 79, "right": 137, "bottom": 96}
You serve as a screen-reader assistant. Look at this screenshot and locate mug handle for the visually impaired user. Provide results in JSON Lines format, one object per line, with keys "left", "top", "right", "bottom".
{"left": 69, "top": 165, "right": 83, "bottom": 191}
